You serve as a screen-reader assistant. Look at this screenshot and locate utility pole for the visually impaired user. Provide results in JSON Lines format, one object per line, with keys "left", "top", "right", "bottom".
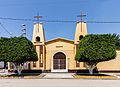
{"left": 21, "top": 24, "right": 26, "bottom": 37}
{"left": 77, "top": 12, "right": 86, "bottom": 32}
{"left": 34, "top": 13, "right": 42, "bottom": 32}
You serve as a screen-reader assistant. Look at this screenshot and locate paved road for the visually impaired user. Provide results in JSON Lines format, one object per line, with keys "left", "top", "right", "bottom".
{"left": 0, "top": 79, "right": 120, "bottom": 87}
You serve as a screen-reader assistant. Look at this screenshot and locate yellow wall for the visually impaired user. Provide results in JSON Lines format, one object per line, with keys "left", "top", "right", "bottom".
{"left": 97, "top": 50, "right": 120, "bottom": 71}
{"left": 45, "top": 39, "right": 75, "bottom": 70}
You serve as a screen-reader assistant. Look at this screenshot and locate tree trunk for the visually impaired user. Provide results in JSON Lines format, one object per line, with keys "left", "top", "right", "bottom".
{"left": 17, "top": 65, "right": 22, "bottom": 75}
{"left": 85, "top": 62, "right": 97, "bottom": 75}
{"left": 13, "top": 63, "right": 17, "bottom": 71}
{"left": 88, "top": 66, "right": 94, "bottom": 75}
{"left": 14, "top": 63, "right": 24, "bottom": 75}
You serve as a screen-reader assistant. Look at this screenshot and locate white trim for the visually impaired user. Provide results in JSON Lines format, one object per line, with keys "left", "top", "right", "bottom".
{"left": 51, "top": 69, "right": 68, "bottom": 72}
{"left": 51, "top": 51, "right": 68, "bottom": 72}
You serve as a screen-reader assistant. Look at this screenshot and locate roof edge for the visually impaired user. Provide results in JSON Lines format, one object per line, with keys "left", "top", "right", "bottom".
{"left": 45, "top": 38, "right": 74, "bottom": 44}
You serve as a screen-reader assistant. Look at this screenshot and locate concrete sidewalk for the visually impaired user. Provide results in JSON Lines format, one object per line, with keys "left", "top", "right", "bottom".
{"left": 100, "top": 73, "right": 120, "bottom": 78}
{"left": 42, "top": 73, "right": 74, "bottom": 79}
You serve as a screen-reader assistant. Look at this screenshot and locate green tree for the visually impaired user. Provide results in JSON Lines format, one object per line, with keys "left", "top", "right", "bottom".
{"left": 0, "top": 37, "right": 38, "bottom": 75}
{"left": 111, "top": 33, "right": 120, "bottom": 49}
{"left": 75, "top": 34, "right": 116, "bottom": 74}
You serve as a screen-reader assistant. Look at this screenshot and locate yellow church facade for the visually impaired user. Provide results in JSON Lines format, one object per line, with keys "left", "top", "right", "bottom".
{"left": 30, "top": 22, "right": 120, "bottom": 72}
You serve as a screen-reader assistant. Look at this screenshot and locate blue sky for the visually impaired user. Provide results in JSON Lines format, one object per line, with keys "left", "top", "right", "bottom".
{"left": 0, "top": 0, "right": 120, "bottom": 40}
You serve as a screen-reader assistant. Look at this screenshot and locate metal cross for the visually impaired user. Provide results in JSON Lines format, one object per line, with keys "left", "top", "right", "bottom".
{"left": 77, "top": 12, "right": 86, "bottom": 32}
{"left": 34, "top": 13, "right": 42, "bottom": 32}
{"left": 77, "top": 12, "right": 86, "bottom": 22}
{"left": 34, "top": 13, "right": 42, "bottom": 23}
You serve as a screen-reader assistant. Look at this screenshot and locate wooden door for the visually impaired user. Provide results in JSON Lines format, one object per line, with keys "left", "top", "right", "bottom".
{"left": 53, "top": 52, "right": 66, "bottom": 69}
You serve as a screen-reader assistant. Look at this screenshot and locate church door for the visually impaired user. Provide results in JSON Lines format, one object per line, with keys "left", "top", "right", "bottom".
{"left": 53, "top": 52, "right": 66, "bottom": 70}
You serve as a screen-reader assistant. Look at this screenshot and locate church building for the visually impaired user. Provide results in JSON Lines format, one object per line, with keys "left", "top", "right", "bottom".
{"left": 30, "top": 21, "right": 120, "bottom": 72}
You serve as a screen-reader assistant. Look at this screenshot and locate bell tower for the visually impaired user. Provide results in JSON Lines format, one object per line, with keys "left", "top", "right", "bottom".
{"left": 32, "top": 22, "right": 46, "bottom": 70}
{"left": 74, "top": 12, "right": 87, "bottom": 45}
{"left": 32, "top": 23, "right": 45, "bottom": 44}
{"left": 74, "top": 13, "right": 87, "bottom": 67}
{"left": 74, "top": 22, "right": 87, "bottom": 45}
{"left": 74, "top": 21, "right": 87, "bottom": 54}
{"left": 74, "top": 21, "right": 87, "bottom": 68}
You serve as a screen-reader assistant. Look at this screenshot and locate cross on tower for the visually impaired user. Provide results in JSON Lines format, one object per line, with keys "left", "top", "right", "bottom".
{"left": 77, "top": 12, "right": 86, "bottom": 32}
{"left": 77, "top": 12, "right": 86, "bottom": 22}
{"left": 34, "top": 13, "right": 42, "bottom": 32}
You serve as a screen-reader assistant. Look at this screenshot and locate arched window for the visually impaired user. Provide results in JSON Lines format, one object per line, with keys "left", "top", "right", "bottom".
{"left": 36, "top": 36, "right": 40, "bottom": 42}
{"left": 79, "top": 35, "right": 83, "bottom": 40}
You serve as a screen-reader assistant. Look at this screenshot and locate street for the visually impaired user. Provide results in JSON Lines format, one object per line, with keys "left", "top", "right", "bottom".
{"left": 0, "top": 79, "right": 119, "bottom": 87}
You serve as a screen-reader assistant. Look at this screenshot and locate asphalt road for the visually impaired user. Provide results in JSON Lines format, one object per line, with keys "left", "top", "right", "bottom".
{"left": 0, "top": 79, "right": 119, "bottom": 87}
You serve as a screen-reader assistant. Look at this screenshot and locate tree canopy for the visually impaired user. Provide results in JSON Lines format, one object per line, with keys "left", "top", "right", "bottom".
{"left": 0, "top": 37, "right": 38, "bottom": 62}
{"left": 75, "top": 34, "right": 116, "bottom": 74}
{"left": 111, "top": 33, "right": 120, "bottom": 50}
{"left": 0, "top": 37, "right": 38, "bottom": 74}
{"left": 76, "top": 34, "right": 116, "bottom": 62}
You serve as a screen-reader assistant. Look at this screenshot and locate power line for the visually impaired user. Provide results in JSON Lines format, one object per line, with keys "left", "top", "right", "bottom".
{"left": 1, "top": 17, "right": 120, "bottom": 24}
{"left": 0, "top": 22, "right": 12, "bottom": 37}
{"left": 0, "top": 17, "right": 76, "bottom": 23}
{"left": 87, "top": 21, "right": 120, "bottom": 24}
{"left": 0, "top": 17, "right": 120, "bottom": 37}
{"left": 0, "top": 17, "right": 35, "bottom": 21}
{"left": 1, "top": 17, "right": 120, "bottom": 23}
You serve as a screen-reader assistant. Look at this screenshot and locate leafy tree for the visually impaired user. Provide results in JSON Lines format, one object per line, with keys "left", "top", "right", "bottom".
{"left": 111, "top": 33, "right": 120, "bottom": 49}
{"left": 0, "top": 37, "right": 10, "bottom": 62}
{"left": 0, "top": 37, "right": 38, "bottom": 75}
{"left": 75, "top": 34, "right": 116, "bottom": 74}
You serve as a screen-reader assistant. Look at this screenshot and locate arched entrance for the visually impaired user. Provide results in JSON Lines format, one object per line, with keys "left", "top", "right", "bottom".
{"left": 52, "top": 52, "right": 67, "bottom": 72}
